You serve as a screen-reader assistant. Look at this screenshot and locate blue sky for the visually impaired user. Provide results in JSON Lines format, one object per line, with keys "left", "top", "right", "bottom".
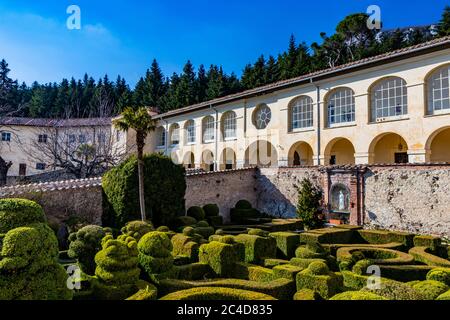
{"left": 0, "top": 0, "right": 448, "bottom": 87}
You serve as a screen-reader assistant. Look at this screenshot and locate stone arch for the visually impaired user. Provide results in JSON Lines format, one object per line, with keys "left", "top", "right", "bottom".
{"left": 244, "top": 140, "right": 278, "bottom": 167}
{"left": 288, "top": 141, "right": 314, "bottom": 166}
{"left": 368, "top": 132, "right": 409, "bottom": 164}
{"left": 183, "top": 151, "right": 195, "bottom": 169}
{"left": 220, "top": 148, "right": 236, "bottom": 170}
{"left": 200, "top": 149, "right": 214, "bottom": 171}
{"left": 425, "top": 126, "right": 450, "bottom": 163}
{"left": 324, "top": 137, "right": 356, "bottom": 165}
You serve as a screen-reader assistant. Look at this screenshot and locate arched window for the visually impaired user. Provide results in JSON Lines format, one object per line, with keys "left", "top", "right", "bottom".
{"left": 327, "top": 88, "right": 355, "bottom": 126}
{"left": 253, "top": 104, "right": 272, "bottom": 129}
{"left": 370, "top": 77, "right": 407, "bottom": 122}
{"left": 156, "top": 127, "right": 166, "bottom": 147}
{"left": 170, "top": 124, "right": 180, "bottom": 146}
{"left": 202, "top": 116, "right": 215, "bottom": 143}
{"left": 290, "top": 96, "right": 313, "bottom": 131}
{"left": 427, "top": 64, "right": 450, "bottom": 115}
{"left": 222, "top": 111, "right": 237, "bottom": 140}
{"left": 185, "top": 120, "right": 196, "bottom": 144}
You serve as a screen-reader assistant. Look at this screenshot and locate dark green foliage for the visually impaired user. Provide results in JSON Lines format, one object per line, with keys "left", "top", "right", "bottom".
{"left": 294, "top": 288, "right": 321, "bottom": 300}
{"left": 169, "top": 216, "right": 197, "bottom": 231}
{"left": 102, "top": 154, "right": 186, "bottom": 228}
{"left": 411, "top": 280, "right": 449, "bottom": 300}
{"left": 235, "top": 200, "right": 252, "bottom": 210}
{"left": 172, "top": 263, "right": 213, "bottom": 280}
{"left": 206, "top": 215, "right": 223, "bottom": 227}
{"left": 125, "top": 280, "right": 158, "bottom": 300}
{"left": 360, "top": 278, "right": 426, "bottom": 300}
{"left": 138, "top": 232, "right": 174, "bottom": 277}
{"left": 171, "top": 233, "right": 200, "bottom": 263}
{"left": 437, "top": 289, "right": 450, "bottom": 300}
{"left": 413, "top": 235, "right": 441, "bottom": 251}
{"left": 120, "top": 220, "right": 154, "bottom": 241}
{"left": 409, "top": 247, "right": 450, "bottom": 267}
{"left": 0, "top": 198, "right": 46, "bottom": 233}
{"left": 68, "top": 225, "right": 106, "bottom": 275}
{"left": 202, "top": 204, "right": 219, "bottom": 217}
{"left": 273, "top": 264, "right": 304, "bottom": 281}
{"left": 187, "top": 206, "right": 205, "bottom": 221}
{"left": 438, "top": 6, "right": 450, "bottom": 36}
{"left": 296, "top": 179, "right": 323, "bottom": 230}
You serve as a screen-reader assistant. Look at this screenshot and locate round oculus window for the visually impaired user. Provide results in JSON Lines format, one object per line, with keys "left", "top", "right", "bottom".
{"left": 254, "top": 105, "right": 272, "bottom": 129}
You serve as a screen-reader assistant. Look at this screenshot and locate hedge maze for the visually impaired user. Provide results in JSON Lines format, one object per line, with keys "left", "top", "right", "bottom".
{"left": 1, "top": 198, "right": 450, "bottom": 300}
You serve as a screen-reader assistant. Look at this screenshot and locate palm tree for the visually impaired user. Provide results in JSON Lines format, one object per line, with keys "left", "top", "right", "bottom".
{"left": 113, "top": 107, "right": 156, "bottom": 221}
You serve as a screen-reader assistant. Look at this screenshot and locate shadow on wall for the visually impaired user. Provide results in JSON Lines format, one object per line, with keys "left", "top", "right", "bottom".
{"left": 255, "top": 173, "right": 297, "bottom": 218}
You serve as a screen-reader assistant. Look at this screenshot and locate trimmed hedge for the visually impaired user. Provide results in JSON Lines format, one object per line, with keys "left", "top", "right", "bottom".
{"left": 377, "top": 265, "right": 434, "bottom": 282}
{"left": 336, "top": 247, "right": 415, "bottom": 267}
{"left": 427, "top": 268, "right": 450, "bottom": 286}
{"left": 357, "top": 229, "right": 414, "bottom": 247}
{"left": 436, "top": 289, "right": 450, "bottom": 300}
{"left": 199, "top": 241, "right": 238, "bottom": 277}
{"left": 413, "top": 235, "right": 441, "bottom": 251}
{"left": 360, "top": 278, "right": 426, "bottom": 300}
{"left": 160, "top": 286, "right": 277, "bottom": 300}
{"left": 411, "top": 280, "right": 449, "bottom": 300}
{"left": 296, "top": 261, "right": 343, "bottom": 299}
{"left": 171, "top": 233, "right": 200, "bottom": 262}
{"left": 172, "top": 263, "right": 213, "bottom": 280}
{"left": 138, "top": 232, "right": 174, "bottom": 278}
{"left": 158, "top": 278, "right": 294, "bottom": 300}
{"left": 273, "top": 264, "right": 304, "bottom": 281}
{"left": 269, "top": 232, "right": 300, "bottom": 259}
{"left": 293, "top": 288, "right": 321, "bottom": 300}
{"left": 68, "top": 225, "right": 106, "bottom": 275}
{"left": 235, "top": 234, "right": 277, "bottom": 264}
{"left": 102, "top": 154, "right": 186, "bottom": 228}
{"left": 202, "top": 204, "right": 219, "bottom": 217}
{"left": 0, "top": 198, "right": 46, "bottom": 233}
{"left": 187, "top": 206, "right": 205, "bottom": 221}
{"left": 126, "top": 280, "right": 158, "bottom": 300}
{"left": 330, "top": 291, "right": 387, "bottom": 300}
{"left": 264, "top": 258, "right": 289, "bottom": 268}
{"left": 121, "top": 221, "right": 154, "bottom": 241}
{"left": 409, "top": 247, "right": 450, "bottom": 267}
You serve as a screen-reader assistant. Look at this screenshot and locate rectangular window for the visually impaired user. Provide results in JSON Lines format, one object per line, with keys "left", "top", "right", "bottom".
{"left": 68, "top": 134, "right": 76, "bottom": 144}
{"left": 327, "top": 89, "right": 355, "bottom": 126}
{"left": 36, "top": 163, "right": 46, "bottom": 170}
{"left": 19, "top": 163, "right": 26, "bottom": 176}
{"left": 171, "top": 127, "right": 180, "bottom": 145}
{"left": 38, "top": 134, "right": 48, "bottom": 143}
{"left": 79, "top": 134, "right": 86, "bottom": 144}
{"left": 1, "top": 132, "right": 11, "bottom": 142}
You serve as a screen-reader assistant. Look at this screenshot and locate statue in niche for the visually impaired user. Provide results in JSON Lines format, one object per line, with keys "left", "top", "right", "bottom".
{"left": 330, "top": 184, "right": 350, "bottom": 213}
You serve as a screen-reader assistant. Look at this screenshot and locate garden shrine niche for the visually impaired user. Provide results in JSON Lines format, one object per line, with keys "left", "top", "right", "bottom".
{"left": 330, "top": 183, "right": 350, "bottom": 214}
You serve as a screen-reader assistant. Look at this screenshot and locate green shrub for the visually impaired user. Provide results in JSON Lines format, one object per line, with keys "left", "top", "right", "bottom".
{"left": 187, "top": 206, "right": 205, "bottom": 221}
{"left": 0, "top": 222, "right": 72, "bottom": 300}
{"left": 248, "top": 228, "right": 269, "bottom": 237}
{"left": 360, "top": 278, "right": 426, "bottom": 300}
{"left": 206, "top": 215, "right": 223, "bottom": 227}
{"left": 411, "top": 280, "right": 449, "bottom": 300}
{"left": 172, "top": 263, "right": 214, "bottom": 280}
{"left": 375, "top": 265, "right": 433, "bottom": 282}
{"left": 273, "top": 264, "right": 304, "bottom": 281}
{"left": 409, "top": 247, "right": 450, "bottom": 267}
{"left": 235, "top": 200, "right": 252, "bottom": 210}
{"left": 203, "top": 204, "right": 220, "bottom": 217}
{"left": 235, "top": 234, "right": 277, "bottom": 264}
{"left": 169, "top": 216, "right": 197, "bottom": 231}
{"left": 68, "top": 225, "right": 106, "bottom": 275}
{"left": 160, "top": 287, "right": 276, "bottom": 300}
{"left": 414, "top": 235, "right": 441, "bottom": 251}
{"left": 102, "top": 154, "right": 186, "bottom": 228}
{"left": 293, "top": 288, "right": 321, "bottom": 300}
{"left": 158, "top": 278, "right": 294, "bottom": 300}
{"left": 138, "top": 232, "right": 174, "bottom": 277}
{"left": 126, "top": 281, "right": 158, "bottom": 300}
{"left": 296, "top": 262, "right": 342, "bottom": 299}
{"left": 296, "top": 179, "right": 323, "bottom": 230}
{"left": 120, "top": 220, "right": 154, "bottom": 241}
{"left": 199, "top": 241, "right": 239, "bottom": 277}
{"left": 264, "top": 258, "right": 289, "bottom": 268}
{"left": 427, "top": 268, "right": 450, "bottom": 286}
{"left": 436, "top": 289, "right": 450, "bottom": 300}
{"left": 157, "top": 226, "right": 170, "bottom": 232}
{"left": 357, "top": 230, "right": 414, "bottom": 247}
{"left": 0, "top": 198, "right": 46, "bottom": 233}
{"left": 269, "top": 232, "right": 300, "bottom": 259}
{"left": 330, "top": 291, "right": 387, "bottom": 300}
{"left": 247, "top": 265, "right": 277, "bottom": 282}
{"left": 171, "top": 233, "right": 200, "bottom": 262}
{"left": 290, "top": 258, "right": 328, "bottom": 269}
{"left": 194, "top": 221, "right": 214, "bottom": 239}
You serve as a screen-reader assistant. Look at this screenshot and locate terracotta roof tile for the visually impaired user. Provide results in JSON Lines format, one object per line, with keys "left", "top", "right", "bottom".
{"left": 0, "top": 117, "right": 112, "bottom": 127}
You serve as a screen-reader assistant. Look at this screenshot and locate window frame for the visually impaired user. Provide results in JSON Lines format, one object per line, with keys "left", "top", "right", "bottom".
{"left": 426, "top": 64, "right": 450, "bottom": 115}
{"left": 170, "top": 124, "right": 180, "bottom": 146}
{"left": 289, "top": 96, "right": 314, "bottom": 131}
{"left": 185, "top": 120, "right": 196, "bottom": 145}
{"left": 38, "top": 134, "right": 48, "bottom": 143}
{"left": 1, "top": 132, "right": 11, "bottom": 142}
{"left": 222, "top": 111, "right": 237, "bottom": 140}
{"left": 370, "top": 77, "right": 408, "bottom": 122}
{"left": 326, "top": 88, "right": 356, "bottom": 127}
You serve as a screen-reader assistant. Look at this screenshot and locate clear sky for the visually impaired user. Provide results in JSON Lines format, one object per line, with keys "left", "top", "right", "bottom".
{"left": 0, "top": 0, "right": 448, "bottom": 87}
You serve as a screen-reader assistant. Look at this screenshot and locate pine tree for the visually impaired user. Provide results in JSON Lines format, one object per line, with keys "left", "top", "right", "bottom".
{"left": 176, "top": 60, "right": 196, "bottom": 107}
{"left": 0, "top": 59, "right": 17, "bottom": 114}
{"left": 264, "top": 56, "right": 280, "bottom": 84}
{"left": 296, "top": 178, "right": 324, "bottom": 230}
{"left": 196, "top": 64, "right": 208, "bottom": 103}
{"left": 438, "top": 6, "right": 450, "bottom": 36}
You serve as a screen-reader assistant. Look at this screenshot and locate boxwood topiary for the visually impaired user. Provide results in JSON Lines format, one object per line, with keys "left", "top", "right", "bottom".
{"left": 235, "top": 200, "right": 252, "bottom": 210}
{"left": 121, "top": 220, "right": 154, "bottom": 241}
{"left": 293, "top": 288, "right": 321, "bottom": 300}
{"left": 330, "top": 291, "right": 387, "bottom": 300}
{"left": 160, "top": 286, "right": 277, "bottom": 300}
{"left": 138, "top": 232, "right": 174, "bottom": 278}
{"left": 203, "top": 204, "right": 219, "bottom": 217}
{"left": 187, "top": 206, "right": 205, "bottom": 221}
{"left": 102, "top": 154, "right": 186, "bottom": 229}
{"left": 426, "top": 267, "right": 450, "bottom": 286}
{"left": 411, "top": 280, "right": 449, "bottom": 300}
{"left": 68, "top": 225, "right": 106, "bottom": 275}
{"left": 0, "top": 198, "right": 46, "bottom": 233}
{"left": 436, "top": 289, "right": 450, "bottom": 300}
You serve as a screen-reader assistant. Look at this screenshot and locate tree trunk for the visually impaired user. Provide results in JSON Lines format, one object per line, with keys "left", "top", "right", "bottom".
{"left": 0, "top": 157, "right": 12, "bottom": 187}
{"left": 136, "top": 133, "right": 146, "bottom": 222}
